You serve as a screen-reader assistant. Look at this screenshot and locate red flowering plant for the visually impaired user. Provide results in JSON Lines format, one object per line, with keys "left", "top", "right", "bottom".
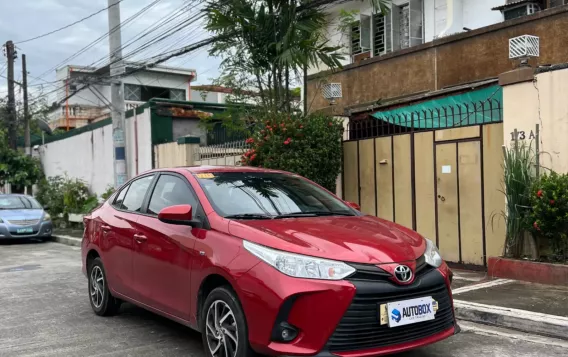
{"left": 528, "top": 172, "right": 568, "bottom": 261}
{"left": 240, "top": 112, "right": 343, "bottom": 192}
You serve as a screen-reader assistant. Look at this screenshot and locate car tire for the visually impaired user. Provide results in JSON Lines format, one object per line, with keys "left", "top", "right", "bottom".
{"left": 88, "top": 257, "right": 121, "bottom": 316}
{"left": 201, "top": 286, "right": 256, "bottom": 357}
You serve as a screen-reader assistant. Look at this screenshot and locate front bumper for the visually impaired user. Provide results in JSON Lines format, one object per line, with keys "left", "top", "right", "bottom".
{"left": 238, "top": 261, "right": 456, "bottom": 357}
{"left": 0, "top": 221, "right": 53, "bottom": 239}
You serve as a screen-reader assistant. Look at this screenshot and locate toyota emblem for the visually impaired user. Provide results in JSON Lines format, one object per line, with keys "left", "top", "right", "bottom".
{"left": 394, "top": 265, "right": 413, "bottom": 283}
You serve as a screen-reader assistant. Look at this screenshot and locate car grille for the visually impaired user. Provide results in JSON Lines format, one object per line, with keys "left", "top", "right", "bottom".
{"left": 8, "top": 219, "right": 40, "bottom": 226}
{"left": 326, "top": 270, "right": 455, "bottom": 352}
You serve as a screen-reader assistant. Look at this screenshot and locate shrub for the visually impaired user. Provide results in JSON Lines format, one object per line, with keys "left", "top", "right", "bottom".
{"left": 240, "top": 112, "right": 343, "bottom": 192}
{"left": 494, "top": 142, "right": 535, "bottom": 258}
{"left": 528, "top": 172, "right": 568, "bottom": 260}
{"left": 101, "top": 185, "right": 116, "bottom": 201}
{"left": 36, "top": 175, "right": 98, "bottom": 216}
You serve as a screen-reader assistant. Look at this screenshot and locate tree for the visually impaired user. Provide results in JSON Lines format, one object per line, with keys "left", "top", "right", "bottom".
{"left": 205, "top": 0, "right": 389, "bottom": 112}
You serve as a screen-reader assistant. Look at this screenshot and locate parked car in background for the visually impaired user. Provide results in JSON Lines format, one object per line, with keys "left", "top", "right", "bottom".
{"left": 82, "top": 166, "right": 458, "bottom": 357}
{"left": 0, "top": 194, "right": 52, "bottom": 241}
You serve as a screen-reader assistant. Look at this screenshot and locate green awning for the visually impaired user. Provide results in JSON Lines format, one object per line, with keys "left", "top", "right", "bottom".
{"left": 370, "top": 85, "right": 503, "bottom": 129}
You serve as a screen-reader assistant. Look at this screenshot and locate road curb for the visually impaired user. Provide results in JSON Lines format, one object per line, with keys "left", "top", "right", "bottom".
{"left": 454, "top": 300, "right": 568, "bottom": 341}
{"left": 52, "top": 235, "right": 82, "bottom": 247}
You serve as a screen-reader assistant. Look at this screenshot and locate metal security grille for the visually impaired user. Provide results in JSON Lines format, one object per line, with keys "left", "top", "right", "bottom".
{"left": 346, "top": 99, "right": 502, "bottom": 141}
{"left": 509, "top": 35, "right": 540, "bottom": 59}
{"left": 124, "top": 84, "right": 141, "bottom": 101}
{"left": 351, "top": 23, "right": 362, "bottom": 56}
{"left": 373, "top": 14, "right": 386, "bottom": 56}
{"left": 322, "top": 83, "right": 342, "bottom": 100}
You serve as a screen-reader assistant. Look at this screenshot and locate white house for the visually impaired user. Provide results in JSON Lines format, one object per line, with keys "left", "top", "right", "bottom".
{"left": 306, "top": 0, "right": 557, "bottom": 76}
{"left": 48, "top": 62, "right": 197, "bottom": 130}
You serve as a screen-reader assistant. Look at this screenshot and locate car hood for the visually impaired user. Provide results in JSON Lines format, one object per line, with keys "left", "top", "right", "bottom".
{"left": 228, "top": 215, "right": 426, "bottom": 264}
{"left": 0, "top": 209, "right": 44, "bottom": 220}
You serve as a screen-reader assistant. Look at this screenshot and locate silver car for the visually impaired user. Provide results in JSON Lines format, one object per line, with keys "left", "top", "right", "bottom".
{"left": 0, "top": 194, "right": 53, "bottom": 241}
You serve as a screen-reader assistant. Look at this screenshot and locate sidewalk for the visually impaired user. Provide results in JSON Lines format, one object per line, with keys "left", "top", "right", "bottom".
{"left": 451, "top": 269, "right": 568, "bottom": 340}
{"left": 51, "top": 228, "right": 83, "bottom": 247}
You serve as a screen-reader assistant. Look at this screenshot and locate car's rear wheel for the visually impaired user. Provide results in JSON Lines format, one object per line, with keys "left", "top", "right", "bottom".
{"left": 88, "top": 257, "right": 121, "bottom": 316}
{"left": 201, "top": 286, "right": 255, "bottom": 357}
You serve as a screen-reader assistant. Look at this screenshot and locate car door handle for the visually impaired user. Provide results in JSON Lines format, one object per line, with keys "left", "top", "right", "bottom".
{"left": 133, "top": 234, "right": 147, "bottom": 243}
{"left": 101, "top": 225, "right": 111, "bottom": 232}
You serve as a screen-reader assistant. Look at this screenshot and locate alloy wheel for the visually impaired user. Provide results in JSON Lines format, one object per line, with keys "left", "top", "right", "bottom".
{"left": 205, "top": 300, "right": 239, "bottom": 357}
{"left": 90, "top": 266, "right": 105, "bottom": 309}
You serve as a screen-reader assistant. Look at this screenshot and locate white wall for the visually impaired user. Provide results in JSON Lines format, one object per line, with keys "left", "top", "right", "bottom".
{"left": 190, "top": 90, "right": 226, "bottom": 103}
{"left": 39, "top": 108, "right": 153, "bottom": 196}
{"left": 123, "top": 71, "right": 192, "bottom": 100}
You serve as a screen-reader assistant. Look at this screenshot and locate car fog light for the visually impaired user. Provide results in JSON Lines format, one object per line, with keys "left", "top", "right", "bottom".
{"left": 276, "top": 322, "right": 298, "bottom": 342}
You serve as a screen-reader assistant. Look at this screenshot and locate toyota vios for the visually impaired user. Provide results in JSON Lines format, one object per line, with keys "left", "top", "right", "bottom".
{"left": 82, "top": 166, "right": 458, "bottom": 357}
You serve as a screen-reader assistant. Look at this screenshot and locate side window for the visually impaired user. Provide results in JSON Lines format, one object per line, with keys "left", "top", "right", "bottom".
{"left": 148, "top": 175, "right": 198, "bottom": 215}
{"left": 121, "top": 175, "right": 154, "bottom": 212}
{"left": 113, "top": 185, "right": 129, "bottom": 209}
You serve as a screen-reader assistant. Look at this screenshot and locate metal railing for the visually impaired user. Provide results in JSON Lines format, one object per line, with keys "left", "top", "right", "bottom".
{"left": 345, "top": 99, "right": 503, "bottom": 141}
{"left": 196, "top": 139, "right": 249, "bottom": 161}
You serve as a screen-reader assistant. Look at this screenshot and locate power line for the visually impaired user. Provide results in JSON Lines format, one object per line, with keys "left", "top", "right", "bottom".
{"left": 15, "top": 0, "right": 127, "bottom": 44}
{"left": 30, "top": 0, "right": 163, "bottom": 84}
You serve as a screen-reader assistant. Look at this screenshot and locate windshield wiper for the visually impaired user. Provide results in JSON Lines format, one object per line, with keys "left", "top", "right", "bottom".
{"left": 274, "top": 211, "right": 355, "bottom": 219}
{"left": 224, "top": 214, "right": 274, "bottom": 220}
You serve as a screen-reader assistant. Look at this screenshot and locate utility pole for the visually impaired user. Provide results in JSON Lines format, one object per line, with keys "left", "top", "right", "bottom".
{"left": 5, "top": 41, "right": 17, "bottom": 149}
{"left": 22, "top": 54, "right": 30, "bottom": 155}
{"left": 108, "top": 0, "right": 128, "bottom": 188}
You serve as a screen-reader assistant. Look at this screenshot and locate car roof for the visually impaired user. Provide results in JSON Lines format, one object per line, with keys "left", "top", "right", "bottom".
{"left": 152, "top": 166, "right": 290, "bottom": 175}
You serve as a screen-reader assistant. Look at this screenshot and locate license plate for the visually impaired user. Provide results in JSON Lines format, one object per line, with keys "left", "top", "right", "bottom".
{"left": 16, "top": 227, "right": 34, "bottom": 234}
{"left": 386, "top": 296, "right": 437, "bottom": 328}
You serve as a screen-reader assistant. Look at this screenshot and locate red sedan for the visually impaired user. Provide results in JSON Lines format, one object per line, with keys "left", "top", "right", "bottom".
{"left": 82, "top": 166, "right": 458, "bottom": 357}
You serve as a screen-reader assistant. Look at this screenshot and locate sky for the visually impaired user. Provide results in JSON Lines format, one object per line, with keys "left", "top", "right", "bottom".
{"left": 0, "top": 0, "right": 222, "bottom": 104}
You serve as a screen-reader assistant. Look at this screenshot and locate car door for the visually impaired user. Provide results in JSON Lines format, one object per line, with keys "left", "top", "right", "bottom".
{"left": 100, "top": 174, "right": 155, "bottom": 299}
{"left": 133, "top": 173, "right": 205, "bottom": 320}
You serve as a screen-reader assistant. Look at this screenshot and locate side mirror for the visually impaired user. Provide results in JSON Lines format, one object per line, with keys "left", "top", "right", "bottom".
{"left": 158, "top": 205, "right": 199, "bottom": 227}
{"left": 43, "top": 205, "right": 50, "bottom": 211}
{"left": 346, "top": 201, "right": 361, "bottom": 211}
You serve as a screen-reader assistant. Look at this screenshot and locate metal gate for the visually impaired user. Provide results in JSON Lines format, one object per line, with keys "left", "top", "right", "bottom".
{"left": 342, "top": 101, "right": 506, "bottom": 266}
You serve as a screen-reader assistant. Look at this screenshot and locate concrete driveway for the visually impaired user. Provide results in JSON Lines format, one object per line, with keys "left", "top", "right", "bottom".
{"left": 0, "top": 241, "right": 566, "bottom": 357}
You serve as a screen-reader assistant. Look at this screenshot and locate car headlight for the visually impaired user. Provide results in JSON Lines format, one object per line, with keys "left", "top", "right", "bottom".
{"left": 43, "top": 213, "right": 51, "bottom": 222}
{"left": 424, "top": 238, "right": 443, "bottom": 268}
{"left": 243, "top": 240, "right": 356, "bottom": 280}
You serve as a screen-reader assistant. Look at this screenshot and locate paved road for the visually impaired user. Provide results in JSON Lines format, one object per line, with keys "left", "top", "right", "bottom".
{"left": 0, "top": 241, "right": 566, "bottom": 357}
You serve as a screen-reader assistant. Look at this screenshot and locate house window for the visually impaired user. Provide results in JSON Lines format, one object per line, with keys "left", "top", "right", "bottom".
{"left": 550, "top": 0, "right": 568, "bottom": 7}
{"left": 169, "top": 89, "right": 186, "bottom": 101}
{"left": 125, "top": 84, "right": 142, "bottom": 101}
{"left": 373, "top": 13, "right": 386, "bottom": 56}
{"left": 351, "top": 22, "right": 363, "bottom": 56}
{"left": 503, "top": 3, "right": 541, "bottom": 20}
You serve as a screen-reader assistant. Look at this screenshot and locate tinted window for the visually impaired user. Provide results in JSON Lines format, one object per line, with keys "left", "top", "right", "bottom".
{"left": 148, "top": 175, "right": 197, "bottom": 215}
{"left": 121, "top": 175, "right": 154, "bottom": 212}
{"left": 195, "top": 172, "right": 355, "bottom": 217}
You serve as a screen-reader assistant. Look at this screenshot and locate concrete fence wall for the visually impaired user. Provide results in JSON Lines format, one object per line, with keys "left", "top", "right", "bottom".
{"left": 39, "top": 109, "right": 152, "bottom": 196}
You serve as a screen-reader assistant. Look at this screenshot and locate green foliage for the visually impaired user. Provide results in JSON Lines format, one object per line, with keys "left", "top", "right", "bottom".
{"left": 36, "top": 176, "right": 66, "bottom": 217}
{"left": 337, "top": 9, "right": 360, "bottom": 34}
{"left": 101, "top": 185, "right": 116, "bottom": 201}
{"left": 494, "top": 141, "right": 536, "bottom": 258}
{"left": 240, "top": 112, "right": 343, "bottom": 192}
{"left": 528, "top": 172, "right": 568, "bottom": 260}
{"left": 36, "top": 175, "right": 99, "bottom": 217}
{"left": 0, "top": 128, "right": 44, "bottom": 187}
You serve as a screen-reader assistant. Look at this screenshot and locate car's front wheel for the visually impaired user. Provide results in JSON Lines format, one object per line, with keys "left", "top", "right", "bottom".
{"left": 201, "top": 286, "right": 255, "bottom": 357}
{"left": 88, "top": 257, "right": 121, "bottom": 316}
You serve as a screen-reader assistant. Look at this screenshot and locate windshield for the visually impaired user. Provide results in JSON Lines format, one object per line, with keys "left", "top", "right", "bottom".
{"left": 0, "top": 195, "right": 43, "bottom": 210}
{"left": 195, "top": 172, "right": 357, "bottom": 218}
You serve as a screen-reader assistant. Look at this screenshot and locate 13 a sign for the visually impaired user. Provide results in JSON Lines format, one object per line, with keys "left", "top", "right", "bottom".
{"left": 510, "top": 130, "right": 536, "bottom": 141}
